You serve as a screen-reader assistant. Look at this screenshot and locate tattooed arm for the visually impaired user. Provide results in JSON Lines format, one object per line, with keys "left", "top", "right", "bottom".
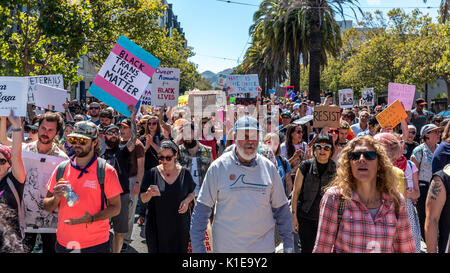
{"left": 425, "top": 175, "right": 446, "bottom": 253}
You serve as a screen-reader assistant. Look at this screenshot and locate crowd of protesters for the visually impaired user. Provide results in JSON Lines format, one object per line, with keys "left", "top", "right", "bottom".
{"left": 0, "top": 89, "right": 449, "bottom": 254}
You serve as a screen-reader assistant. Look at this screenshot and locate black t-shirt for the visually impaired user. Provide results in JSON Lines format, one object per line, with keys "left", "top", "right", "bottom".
{"left": 0, "top": 172, "right": 24, "bottom": 211}
{"left": 404, "top": 141, "right": 419, "bottom": 160}
{"left": 141, "top": 135, "right": 165, "bottom": 171}
{"left": 101, "top": 146, "right": 131, "bottom": 194}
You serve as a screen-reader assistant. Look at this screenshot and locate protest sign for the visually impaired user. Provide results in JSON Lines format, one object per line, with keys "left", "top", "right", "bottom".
{"left": 313, "top": 106, "right": 341, "bottom": 128}
{"left": 388, "top": 83, "right": 415, "bottom": 111}
{"left": 0, "top": 77, "right": 28, "bottom": 116}
{"left": 225, "top": 74, "right": 259, "bottom": 95}
{"left": 28, "top": 75, "right": 64, "bottom": 104}
{"left": 22, "top": 151, "right": 66, "bottom": 233}
{"left": 216, "top": 74, "right": 228, "bottom": 90}
{"left": 339, "top": 89, "right": 354, "bottom": 108}
{"left": 361, "top": 88, "right": 374, "bottom": 106}
{"left": 187, "top": 91, "right": 226, "bottom": 117}
{"left": 151, "top": 67, "right": 180, "bottom": 107}
{"left": 286, "top": 86, "right": 294, "bottom": 98}
{"left": 34, "top": 84, "right": 68, "bottom": 112}
{"left": 376, "top": 100, "right": 408, "bottom": 128}
{"left": 88, "top": 35, "right": 160, "bottom": 117}
{"left": 178, "top": 94, "right": 189, "bottom": 107}
{"left": 140, "top": 83, "right": 152, "bottom": 107}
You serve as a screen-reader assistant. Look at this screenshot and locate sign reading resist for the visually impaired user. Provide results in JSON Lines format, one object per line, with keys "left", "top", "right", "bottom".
{"left": 313, "top": 105, "right": 341, "bottom": 128}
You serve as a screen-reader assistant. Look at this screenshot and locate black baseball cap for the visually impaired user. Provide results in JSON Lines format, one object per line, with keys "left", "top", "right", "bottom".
{"left": 416, "top": 98, "right": 427, "bottom": 105}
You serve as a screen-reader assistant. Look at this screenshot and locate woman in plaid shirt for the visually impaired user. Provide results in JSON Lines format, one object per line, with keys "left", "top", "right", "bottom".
{"left": 313, "top": 136, "right": 416, "bottom": 253}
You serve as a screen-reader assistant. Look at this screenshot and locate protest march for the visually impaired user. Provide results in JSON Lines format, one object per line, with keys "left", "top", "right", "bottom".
{"left": 0, "top": 0, "right": 449, "bottom": 260}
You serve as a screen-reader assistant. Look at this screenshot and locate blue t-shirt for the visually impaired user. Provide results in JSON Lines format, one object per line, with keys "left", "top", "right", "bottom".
{"left": 432, "top": 141, "right": 450, "bottom": 174}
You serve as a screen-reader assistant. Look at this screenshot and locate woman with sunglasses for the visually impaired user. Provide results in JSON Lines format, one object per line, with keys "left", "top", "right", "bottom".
{"left": 313, "top": 136, "right": 415, "bottom": 253}
{"left": 281, "top": 124, "right": 308, "bottom": 182}
{"left": 0, "top": 110, "right": 26, "bottom": 240}
{"left": 291, "top": 134, "right": 336, "bottom": 253}
{"left": 140, "top": 140, "right": 196, "bottom": 253}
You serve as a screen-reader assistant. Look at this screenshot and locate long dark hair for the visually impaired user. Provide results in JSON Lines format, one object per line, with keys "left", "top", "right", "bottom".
{"left": 285, "top": 124, "right": 302, "bottom": 158}
{"left": 144, "top": 116, "right": 162, "bottom": 144}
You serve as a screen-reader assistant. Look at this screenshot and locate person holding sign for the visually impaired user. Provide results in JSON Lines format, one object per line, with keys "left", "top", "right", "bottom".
{"left": 0, "top": 110, "right": 26, "bottom": 241}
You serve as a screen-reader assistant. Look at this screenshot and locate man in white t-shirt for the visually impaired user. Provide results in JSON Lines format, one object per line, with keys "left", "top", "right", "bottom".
{"left": 190, "top": 116, "right": 294, "bottom": 253}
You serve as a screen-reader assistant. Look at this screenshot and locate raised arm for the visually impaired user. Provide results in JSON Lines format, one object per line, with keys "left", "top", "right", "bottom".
{"left": 8, "top": 110, "right": 26, "bottom": 183}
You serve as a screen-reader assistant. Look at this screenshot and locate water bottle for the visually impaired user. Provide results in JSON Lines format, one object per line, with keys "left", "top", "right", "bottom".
{"left": 60, "top": 179, "right": 80, "bottom": 207}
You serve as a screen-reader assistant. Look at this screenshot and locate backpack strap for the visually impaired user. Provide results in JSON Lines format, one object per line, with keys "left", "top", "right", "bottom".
{"left": 6, "top": 177, "right": 25, "bottom": 239}
{"left": 55, "top": 160, "right": 70, "bottom": 182}
{"left": 96, "top": 157, "right": 107, "bottom": 210}
{"left": 334, "top": 196, "right": 346, "bottom": 249}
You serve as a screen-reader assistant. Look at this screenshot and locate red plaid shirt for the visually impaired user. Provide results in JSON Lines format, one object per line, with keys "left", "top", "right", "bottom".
{"left": 313, "top": 187, "right": 416, "bottom": 253}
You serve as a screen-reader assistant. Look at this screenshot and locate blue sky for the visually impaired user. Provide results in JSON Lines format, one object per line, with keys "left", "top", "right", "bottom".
{"left": 167, "top": 0, "right": 442, "bottom": 74}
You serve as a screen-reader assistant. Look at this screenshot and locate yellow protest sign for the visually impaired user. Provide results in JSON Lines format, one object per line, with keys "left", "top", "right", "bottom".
{"left": 376, "top": 100, "right": 407, "bottom": 128}
{"left": 178, "top": 94, "right": 189, "bottom": 107}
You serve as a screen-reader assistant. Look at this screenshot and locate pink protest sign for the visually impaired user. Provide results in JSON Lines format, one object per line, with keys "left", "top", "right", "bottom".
{"left": 388, "top": 83, "right": 416, "bottom": 111}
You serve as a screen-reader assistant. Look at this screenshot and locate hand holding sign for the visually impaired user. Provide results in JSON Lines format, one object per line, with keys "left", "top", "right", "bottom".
{"left": 8, "top": 110, "right": 22, "bottom": 129}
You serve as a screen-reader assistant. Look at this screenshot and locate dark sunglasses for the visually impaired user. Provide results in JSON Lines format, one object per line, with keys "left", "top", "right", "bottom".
{"left": 295, "top": 130, "right": 303, "bottom": 134}
{"left": 90, "top": 107, "right": 100, "bottom": 110}
{"left": 314, "top": 144, "right": 332, "bottom": 151}
{"left": 0, "top": 158, "right": 8, "bottom": 165}
{"left": 105, "top": 130, "right": 119, "bottom": 136}
{"left": 148, "top": 121, "right": 158, "bottom": 126}
{"left": 68, "top": 137, "right": 89, "bottom": 145}
{"left": 328, "top": 129, "right": 339, "bottom": 134}
{"left": 158, "top": 155, "right": 174, "bottom": 161}
{"left": 31, "top": 129, "right": 38, "bottom": 134}
{"left": 348, "top": 151, "right": 378, "bottom": 161}
{"left": 409, "top": 131, "right": 416, "bottom": 135}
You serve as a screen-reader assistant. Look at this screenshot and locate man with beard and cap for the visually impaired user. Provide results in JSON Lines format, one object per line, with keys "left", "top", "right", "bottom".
{"left": 22, "top": 112, "right": 69, "bottom": 253}
{"left": 190, "top": 116, "right": 294, "bottom": 253}
{"left": 178, "top": 122, "right": 213, "bottom": 199}
{"left": 43, "top": 121, "right": 122, "bottom": 253}
{"left": 99, "top": 106, "right": 137, "bottom": 253}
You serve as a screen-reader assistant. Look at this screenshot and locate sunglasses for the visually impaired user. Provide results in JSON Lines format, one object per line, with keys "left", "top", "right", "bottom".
{"left": 158, "top": 155, "right": 174, "bottom": 161}
{"left": 348, "top": 151, "right": 378, "bottom": 161}
{"left": 68, "top": 137, "right": 89, "bottom": 145}
{"left": 0, "top": 158, "right": 8, "bottom": 165}
{"left": 296, "top": 130, "right": 303, "bottom": 134}
{"left": 314, "top": 144, "right": 332, "bottom": 151}
{"left": 328, "top": 129, "right": 339, "bottom": 134}
{"left": 409, "top": 131, "right": 416, "bottom": 135}
{"left": 90, "top": 107, "right": 100, "bottom": 110}
{"left": 105, "top": 130, "right": 119, "bottom": 136}
{"left": 148, "top": 121, "right": 158, "bottom": 126}
{"left": 31, "top": 129, "right": 38, "bottom": 134}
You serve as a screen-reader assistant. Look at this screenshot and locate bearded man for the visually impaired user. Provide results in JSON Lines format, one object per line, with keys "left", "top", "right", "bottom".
{"left": 190, "top": 116, "right": 294, "bottom": 253}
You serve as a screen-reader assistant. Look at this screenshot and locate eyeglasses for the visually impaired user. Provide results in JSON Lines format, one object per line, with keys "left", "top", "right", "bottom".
{"left": 314, "top": 144, "right": 332, "bottom": 151}
{"left": 408, "top": 131, "right": 416, "bottom": 135}
{"left": 295, "top": 130, "right": 303, "bottom": 134}
{"left": 105, "top": 130, "right": 119, "bottom": 136}
{"left": 0, "top": 158, "right": 8, "bottom": 165}
{"left": 90, "top": 107, "right": 100, "bottom": 110}
{"left": 148, "top": 121, "right": 158, "bottom": 126}
{"left": 328, "top": 129, "right": 339, "bottom": 134}
{"left": 158, "top": 155, "right": 174, "bottom": 161}
{"left": 68, "top": 137, "right": 89, "bottom": 145}
{"left": 348, "top": 151, "right": 378, "bottom": 161}
{"left": 31, "top": 129, "right": 38, "bottom": 134}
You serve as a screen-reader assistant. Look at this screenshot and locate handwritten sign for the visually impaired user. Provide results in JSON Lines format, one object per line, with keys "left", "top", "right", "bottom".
{"left": 28, "top": 75, "right": 64, "bottom": 105}
{"left": 313, "top": 106, "right": 341, "bottom": 128}
{"left": 339, "top": 89, "right": 354, "bottom": 109}
{"left": 140, "top": 83, "right": 152, "bottom": 107}
{"left": 151, "top": 67, "right": 180, "bottom": 107}
{"left": 187, "top": 91, "right": 226, "bottom": 117}
{"left": 0, "top": 77, "right": 28, "bottom": 116}
{"left": 361, "top": 88, "right": 374, "bottom": 106}
{"left": 225, "top": 74, "right": 259, "bottom": 95}
{"left": 376, "top": 100, "right": 407, "bottom": 128}
{"left": 216, "top": 74, "right": 228, "bottom": 90}
{"left": 88, "top": 35, "right": 160, "bottom": 117}
{"left": 178, "top": 94, "right": 189, "bottom": 107}
{"left": 34, "top": 84, "right": 68, "bottom": 112}
{"left": 286, "top": 86, "right": 294, "bottom": 98}
{"left": 388, "top": 83, "right": 415, "bottom": 111}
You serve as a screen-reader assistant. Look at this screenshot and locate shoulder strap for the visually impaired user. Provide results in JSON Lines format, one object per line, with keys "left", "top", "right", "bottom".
{"left": 97, "top": 157, "right": 107, "bottom": 210}
{"left": 55, "top": 160, "right": 70, "bottom": 182}
{"left": 334, "top": 196, "right": 346, "bottom": 244}
{"left": 6, "top": 177, "right": 25, "bottom": 239}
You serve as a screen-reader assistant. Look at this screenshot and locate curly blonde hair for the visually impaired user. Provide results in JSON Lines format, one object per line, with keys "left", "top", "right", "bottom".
{"left": 324, "top": 136, "right": 402, "bottom": 214}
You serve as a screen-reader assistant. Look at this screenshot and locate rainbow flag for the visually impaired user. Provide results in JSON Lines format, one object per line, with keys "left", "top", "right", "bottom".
{"left": 88, "top": 35, "right": 160, "bottom": 117}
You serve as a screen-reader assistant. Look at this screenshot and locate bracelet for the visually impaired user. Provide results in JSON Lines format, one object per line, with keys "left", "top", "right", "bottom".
{"left": 12, "top": 128, "right": 22, "bottom": 132}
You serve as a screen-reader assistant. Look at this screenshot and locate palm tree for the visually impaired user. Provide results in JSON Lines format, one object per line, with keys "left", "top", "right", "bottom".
{"left": 423, "top": 0, "right": 449, "bottom": 23}
{"left": 306, "top": 0, "right": 361, "bottom": 103}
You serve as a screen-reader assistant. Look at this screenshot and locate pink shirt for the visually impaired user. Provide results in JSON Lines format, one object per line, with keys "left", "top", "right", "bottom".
{"left": 313, "top": 187, "right": 415, "bottom": 253}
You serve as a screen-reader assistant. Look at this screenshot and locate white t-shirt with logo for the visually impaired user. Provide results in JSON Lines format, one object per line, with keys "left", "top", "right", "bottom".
{"left": 197, "top": 148, "right": 288, "bottom": 253}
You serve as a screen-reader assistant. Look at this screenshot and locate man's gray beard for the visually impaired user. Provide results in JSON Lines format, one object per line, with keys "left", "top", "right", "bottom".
{"left": 236, "top": 143, "right": 257, "bottom": 161}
